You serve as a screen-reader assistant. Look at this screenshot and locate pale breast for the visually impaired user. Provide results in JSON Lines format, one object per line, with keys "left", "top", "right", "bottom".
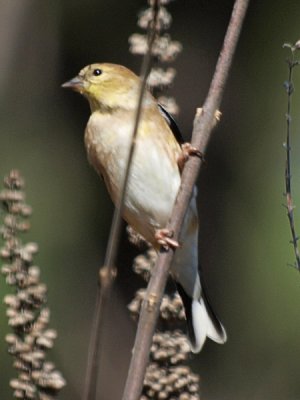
{"left": 85, "top": 109, "right": 181, "bottom": 243}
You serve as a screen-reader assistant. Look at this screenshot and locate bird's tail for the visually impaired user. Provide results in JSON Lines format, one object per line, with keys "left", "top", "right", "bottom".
{"left": 171, "top": 187, "right": 226, "bottom": 352}
{"left": 176, "top": 283, "right": 227, "bottom": 353}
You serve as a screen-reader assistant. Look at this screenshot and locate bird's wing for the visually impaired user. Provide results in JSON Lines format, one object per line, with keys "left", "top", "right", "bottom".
{"left": 158, "top": 104, "right": 184, "bottom": 145}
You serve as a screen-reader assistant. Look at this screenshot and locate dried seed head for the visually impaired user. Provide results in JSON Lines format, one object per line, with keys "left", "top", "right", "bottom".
{"left": 147, "top": 67, "right": 176, "bottom": 88}
{"left": 138, "top": 7, "right": 172, "bottom": 31}
{"left": 1, "top": 170, "right": 65, "bottom": 398}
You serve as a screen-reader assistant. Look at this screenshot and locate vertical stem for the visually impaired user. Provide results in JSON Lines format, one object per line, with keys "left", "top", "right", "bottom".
{"left": 121, "top": 1, "right": 249, "bottom": 399}
{"left": 82, "top": 2, "right": 160, "bottom": 400}
{"left": 284, "top": 53, "right": 300, "bottom": 269}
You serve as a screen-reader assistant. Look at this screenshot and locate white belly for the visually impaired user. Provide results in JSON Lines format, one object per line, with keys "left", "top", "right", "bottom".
{"left": 85, "top": 112, "right": 181, "bottom": 243}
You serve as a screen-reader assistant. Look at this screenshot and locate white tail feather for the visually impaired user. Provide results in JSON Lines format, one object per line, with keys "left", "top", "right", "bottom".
{"left": 190, "top": 300, "right": 208, "bottom": 352}
{"left": 190, "top": 299, "right": 227, "bottom": 353}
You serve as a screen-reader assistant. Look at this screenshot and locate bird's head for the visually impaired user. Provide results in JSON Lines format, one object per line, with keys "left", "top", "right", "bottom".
{"left": 62, "top": 63, "right": 143, "bottom": 112}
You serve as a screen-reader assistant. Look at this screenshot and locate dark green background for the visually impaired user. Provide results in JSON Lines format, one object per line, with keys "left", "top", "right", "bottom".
{"left": 1, "top": 1, "right": 300, "bottom": 399}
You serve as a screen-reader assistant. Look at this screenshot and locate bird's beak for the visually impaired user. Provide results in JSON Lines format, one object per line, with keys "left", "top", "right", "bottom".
{"left": 61, "top": 75, "right": 84, "bottom": 93}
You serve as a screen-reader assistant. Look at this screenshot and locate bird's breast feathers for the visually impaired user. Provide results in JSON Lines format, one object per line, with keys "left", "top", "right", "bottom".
{"left": 85, "top": 108, "right": 181, "bottom": 243}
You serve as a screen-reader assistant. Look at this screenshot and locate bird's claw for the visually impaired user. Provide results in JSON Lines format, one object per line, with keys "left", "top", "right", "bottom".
{"left": 182, "top": 143, "right": 204, "bottom": 159}
{"left": 178, "top": 143, "right": 205, "bottom": 171}
{"left": 155, "top": 228, "right": 180, "bottom": 250}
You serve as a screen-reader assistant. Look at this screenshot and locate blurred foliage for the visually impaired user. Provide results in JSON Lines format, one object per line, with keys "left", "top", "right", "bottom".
{"left": 1, "top": 0, "right": 300, "bottom": 399}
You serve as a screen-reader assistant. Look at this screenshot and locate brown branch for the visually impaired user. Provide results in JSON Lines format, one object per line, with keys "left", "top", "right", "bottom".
{"left": 121, "top": 1, "right": 250, "bottom": 399}
{"left": 81, "top": 2, "right": 160, "bottom": 400}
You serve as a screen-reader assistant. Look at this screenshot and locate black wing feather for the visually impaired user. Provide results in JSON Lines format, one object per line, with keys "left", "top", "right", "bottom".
{"left": 158, "top": 104, "right": 184, "bottom": 145}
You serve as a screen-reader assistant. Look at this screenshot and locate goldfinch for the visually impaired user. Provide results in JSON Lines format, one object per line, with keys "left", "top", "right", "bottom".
{"left": 62, "top": 63, "right": 227, "bottom": 352}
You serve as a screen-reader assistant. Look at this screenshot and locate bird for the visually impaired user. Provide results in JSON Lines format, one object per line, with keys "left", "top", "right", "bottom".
{"left": 62, "top": 63, "right": 227, "bottom": 353}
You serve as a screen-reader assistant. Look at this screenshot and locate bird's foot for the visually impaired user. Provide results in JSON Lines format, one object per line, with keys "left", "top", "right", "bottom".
{"left": 177, "top": 143, "right": 205, "bottom": 171}
{"left": 155, "top": 228, "right": 180, "bottom": 250}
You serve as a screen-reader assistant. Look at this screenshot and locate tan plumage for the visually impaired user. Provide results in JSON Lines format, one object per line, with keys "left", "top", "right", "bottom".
{"left": 62, "top": 63, "right": 227, "bottom": 352}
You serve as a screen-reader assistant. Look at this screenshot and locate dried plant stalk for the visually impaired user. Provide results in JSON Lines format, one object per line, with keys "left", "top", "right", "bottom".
{"left": 283, "top": 41, "right": 300, "bottom": 270}
{"left": 0, "top": 170, "right": 65, "bottom": 400}
{"left": 128, "top": 2, "right": 199, "bottom": 398}
{"left": 128, "top": 248, "right": 200, "bottom": 400}
{"left": 82, "top": 2, "right": 161, "bottom": 400}
{"left": 129, "top": 0, "right": 182, "bottom": 116}
{"left": 123, "top": 1, "right": 250, "bottom": 399}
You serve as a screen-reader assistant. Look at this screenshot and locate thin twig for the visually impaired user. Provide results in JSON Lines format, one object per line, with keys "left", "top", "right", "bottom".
{"left": 283, "top": 43, "right": 300, "bottom": 270}
{"left": 82, "top": 2, "right": 160, "bottom": 400}
{"left": 121, "top": 1, "right": 249, "bottom": 399}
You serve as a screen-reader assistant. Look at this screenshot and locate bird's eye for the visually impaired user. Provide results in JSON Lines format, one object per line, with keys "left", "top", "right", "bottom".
{"left": 93, "top": 69, "right": 102, "bottom": 77}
